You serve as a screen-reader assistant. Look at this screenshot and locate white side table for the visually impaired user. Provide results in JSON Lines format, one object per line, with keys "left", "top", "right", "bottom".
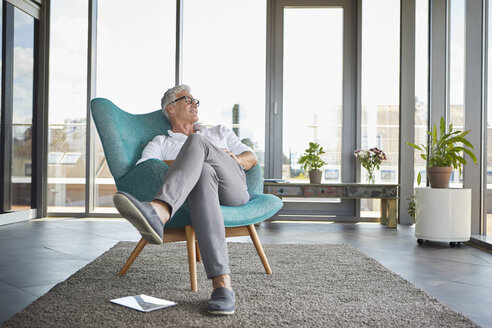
{"left": 415, "top": 188, "right": 471, "bottom": 247}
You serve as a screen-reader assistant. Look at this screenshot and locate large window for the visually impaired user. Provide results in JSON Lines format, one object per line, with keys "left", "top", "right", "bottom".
{"left": 11, "top": 8, "right": 35, "bottom": 211}
{"left": 282, "top": 8, "right": 343, "bottom": 182}
{"left": 448, "top": 0, "right": 465, "bottom": 188}
{"left": 182, "top": 0, "right": 266, "bottom": 166}
{"left": 360, "top": 0, "right": 400, "bottom": 215}
{"left": 414, "top": 0, "right": 429, "bottom": 187}
{"left": 95, "top": 0, "right": 176, "bottom": 211}
{"left": 487, "top": 0, "right": 492, "bottom": 234}
{"left": 0, "top": 2, "right": 2, "bottom": 210}
{"left": 48, "top": 0, "right": 88, "bottom": 213}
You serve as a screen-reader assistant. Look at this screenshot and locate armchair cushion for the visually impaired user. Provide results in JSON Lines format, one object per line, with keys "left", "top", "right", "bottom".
{"left": 163, "top": 193, "right": 283, "bottom": 229}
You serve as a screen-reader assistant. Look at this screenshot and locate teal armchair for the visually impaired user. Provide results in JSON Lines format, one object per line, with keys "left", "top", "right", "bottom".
{"left": 90, "top": 98, "right": 283, "bottom": 291}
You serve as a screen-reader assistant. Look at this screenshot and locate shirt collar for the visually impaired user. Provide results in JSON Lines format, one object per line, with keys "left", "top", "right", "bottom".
{"left": 167, "top": 130, "right": 184, "bottom": 138}
{"left": 194, "top": 124, "right": 206, "bottom": 132}
{"left": 167, "top": 123, "right": 205, "bottom": 137}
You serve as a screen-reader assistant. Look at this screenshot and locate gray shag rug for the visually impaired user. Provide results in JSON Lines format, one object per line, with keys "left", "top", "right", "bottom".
{"left": 2, "top": 242, "right": 478, "bottom": 327}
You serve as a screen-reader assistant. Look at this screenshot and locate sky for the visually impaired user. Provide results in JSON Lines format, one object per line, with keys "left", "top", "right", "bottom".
{"left": 96, "top": 0, "right": 176, "bottom": 115}
{"left": 181, "top": 0, "right": 266, "bottom": 151}
{"left": 49, "top": 0, "right": 88, "bottom": 125}
{"left": 12, "top": 8, "right": 34, "bottom": 126}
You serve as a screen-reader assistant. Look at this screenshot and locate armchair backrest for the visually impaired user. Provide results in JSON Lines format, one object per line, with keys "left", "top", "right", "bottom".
{"left": 90, "top": 98, "right": 171, "bottom": 180}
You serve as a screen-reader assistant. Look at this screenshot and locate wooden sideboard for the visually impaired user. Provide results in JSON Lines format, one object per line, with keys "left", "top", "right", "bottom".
{"left": 263, "top": 182, "right": 399, "bottom": 228}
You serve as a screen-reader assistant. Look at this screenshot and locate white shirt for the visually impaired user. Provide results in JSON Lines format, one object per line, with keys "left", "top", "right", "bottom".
{"left": 136, "top": 124, "right": 255, "bottom": 165}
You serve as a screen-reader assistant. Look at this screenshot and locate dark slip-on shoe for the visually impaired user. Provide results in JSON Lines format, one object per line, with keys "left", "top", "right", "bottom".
{"left": 207, "top": 287, "right": 235, "bottom": 315}
{"left": 113, "top": 191, "right": 164, "bottom": 244}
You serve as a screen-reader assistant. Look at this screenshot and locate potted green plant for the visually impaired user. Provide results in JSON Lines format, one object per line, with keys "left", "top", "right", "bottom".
{"left": 407, "top": 117, "right": 477, "bottom": 188}
{"left": 298, "top": 142, "right": 327, "bottom": 184}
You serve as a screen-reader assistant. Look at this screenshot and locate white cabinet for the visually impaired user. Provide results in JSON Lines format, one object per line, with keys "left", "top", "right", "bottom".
{"left": 415, "top": 188, "right": 471, "bottom": 247}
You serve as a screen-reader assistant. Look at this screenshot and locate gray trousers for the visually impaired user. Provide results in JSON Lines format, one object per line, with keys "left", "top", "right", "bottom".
{"left": 154, "top": 134, "right": 250, "bottom": 279}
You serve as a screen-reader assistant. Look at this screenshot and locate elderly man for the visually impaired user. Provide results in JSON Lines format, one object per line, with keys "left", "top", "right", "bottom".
{"left": 113, "top": 85, "right": 257, "bottom": 315}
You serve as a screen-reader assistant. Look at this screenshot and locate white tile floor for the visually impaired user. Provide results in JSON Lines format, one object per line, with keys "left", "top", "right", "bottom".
{"left": 1, "top": 219, "right": 492, "bottom": 327}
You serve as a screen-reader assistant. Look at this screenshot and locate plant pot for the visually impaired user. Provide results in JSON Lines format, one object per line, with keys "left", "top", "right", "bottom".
{"left": 309, "top": 170, "right": 322, "bottom": 184}
{"left": 426, "top": 166, "right": 452, "bottom": 188}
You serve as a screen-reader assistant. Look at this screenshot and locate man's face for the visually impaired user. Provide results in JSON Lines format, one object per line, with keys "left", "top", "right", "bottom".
{"left": 167, "top": 91, "right": 199, "bottom": 123}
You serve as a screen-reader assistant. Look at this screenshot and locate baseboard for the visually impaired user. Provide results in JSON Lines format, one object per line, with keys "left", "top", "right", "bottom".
{"left": 469, "top": 235, "right": 492, "bottom": 253}
{"left": 0, "top": 209, "right": 37, "bottom": 226}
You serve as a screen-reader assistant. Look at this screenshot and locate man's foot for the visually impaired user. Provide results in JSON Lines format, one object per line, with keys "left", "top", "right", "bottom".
{"left": 207, "top": 287, "right": 235, "bottom": 316}
{"left": 150, "top": 200, "right": 171, "bottom": 224}
{"left": 113, "top": 191, "right": 164, "bottom": 244}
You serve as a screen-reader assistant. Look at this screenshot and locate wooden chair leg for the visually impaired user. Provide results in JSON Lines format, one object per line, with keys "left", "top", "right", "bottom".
{"left": 195, "top": 240, "right": 201, "bottom": 262}
{"left": 119, "top": 238, "right": 147, "bottom": 276}
{"left": 247, "top": 224, "right": 272, "bottom": 274}
{"left": 185, "top": 226, "right": 198, "bottom": 291}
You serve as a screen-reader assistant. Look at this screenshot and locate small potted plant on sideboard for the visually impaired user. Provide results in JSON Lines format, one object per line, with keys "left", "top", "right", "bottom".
{"left": 298, "top": 142, "right": 327, "bottom": 184}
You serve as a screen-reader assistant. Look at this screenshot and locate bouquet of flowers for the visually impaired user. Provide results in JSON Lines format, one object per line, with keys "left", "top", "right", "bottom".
{"left": 353, "top": 147, "right": 387, "bottom": 183}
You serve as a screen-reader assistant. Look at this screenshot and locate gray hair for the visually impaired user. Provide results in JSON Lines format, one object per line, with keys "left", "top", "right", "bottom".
{"left": 161, "top": 84, "right": 191, "bottom": 121}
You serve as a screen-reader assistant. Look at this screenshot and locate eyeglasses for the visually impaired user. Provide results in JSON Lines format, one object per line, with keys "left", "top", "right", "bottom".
{"left": 168, "top": 95, "right": 200, "bottom": 107}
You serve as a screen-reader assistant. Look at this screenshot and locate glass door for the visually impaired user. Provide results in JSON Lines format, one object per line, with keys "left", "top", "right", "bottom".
{"left": 270, "top": 0, "right": 357, "bottom": 220}
{"left": 11, "top": 8, "right": 35, "bottom": 211}
{"left": 1, "top": 3, "right": 37, "bottom": 223}
{"left": 282, "top": 7, "right": 343, "bottom": 183}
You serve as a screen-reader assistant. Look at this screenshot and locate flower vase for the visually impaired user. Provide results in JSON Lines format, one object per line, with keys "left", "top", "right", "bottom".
{"left": 366, "top": 168, "right": 375, "bottom": 184}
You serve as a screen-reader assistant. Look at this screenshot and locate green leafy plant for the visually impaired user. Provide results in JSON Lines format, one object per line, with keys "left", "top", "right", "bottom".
{"left": 298, "top": 142, "right": 327, "bottom": 171}
{"left": 407, "top": 195, "right": 416, "bottom": 219}
{"left": 406, "top": 117, "right": 477, "bottom": 185}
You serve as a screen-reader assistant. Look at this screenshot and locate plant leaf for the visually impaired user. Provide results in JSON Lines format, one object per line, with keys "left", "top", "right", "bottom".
{"left": 462, "top": 148, "right": 478, "bottom": 163}
{"left": 440, "top": 117, "right": 445, "bottom": 136}
{"left": 455, "top": 155, "right": 467, "bottom": 165}
{"left": 445, "top": 137, "right": 472, "bottom": 148}
{"left": 406, "top": 142, "right": 423, "bottom": 151}
{"left": 460, "top": 139, "right": 473, "bottom": 149}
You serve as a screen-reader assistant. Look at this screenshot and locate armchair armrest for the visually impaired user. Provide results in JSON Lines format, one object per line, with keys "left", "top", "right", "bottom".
{"left": 245, "top": 164, "right": 263, "bottom": 196}
{"left": 116, "top": 159, "right": 169, "bottom": 202}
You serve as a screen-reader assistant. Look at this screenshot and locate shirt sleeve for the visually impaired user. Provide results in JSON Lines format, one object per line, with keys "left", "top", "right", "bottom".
{"left": 135, "top": 136, "right": 166, "bottom": 165}
{"left": 221, "top": 125, "right": 257, "bottom": 157}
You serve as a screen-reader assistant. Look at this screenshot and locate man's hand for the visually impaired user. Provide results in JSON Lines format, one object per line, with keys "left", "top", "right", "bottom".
{"left": 223, "top": 149, "right": 257, "bottom": 170}
{"left": 163, "top": 160, "right": 174, "bottom": 166}
{"left": 223, "top": 149, "right": 239, "bottom": 162}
